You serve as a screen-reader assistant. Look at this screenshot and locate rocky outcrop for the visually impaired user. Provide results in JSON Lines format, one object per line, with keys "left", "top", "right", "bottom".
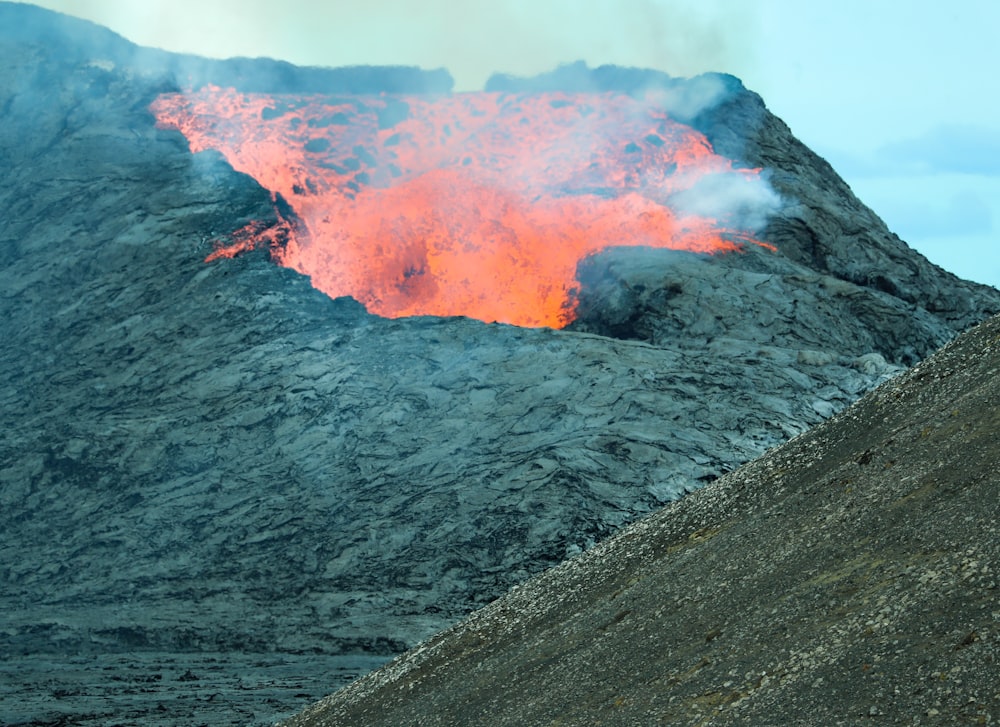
{"left": 1, "top": 5, "right": 998, "bottom": 725}
{"left": 283, "top": 313, "right": 1000, "bottom": 727}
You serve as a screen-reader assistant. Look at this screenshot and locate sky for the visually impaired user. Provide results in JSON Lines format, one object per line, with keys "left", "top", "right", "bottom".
{"left": 27, "top": 0, "right": 1000, "bottom": 289}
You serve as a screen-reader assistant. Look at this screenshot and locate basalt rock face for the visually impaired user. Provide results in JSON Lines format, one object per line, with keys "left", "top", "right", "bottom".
{"left": 1, "top": 5, "right": 999, "bottom": 727}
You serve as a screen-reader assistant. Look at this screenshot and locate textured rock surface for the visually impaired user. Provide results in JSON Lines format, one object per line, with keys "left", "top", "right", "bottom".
{"left": 1, "top": 5, "right": 999, "bottom": 726}
{"left": 283, "top": 314, "right": 1000, "bottom": 727}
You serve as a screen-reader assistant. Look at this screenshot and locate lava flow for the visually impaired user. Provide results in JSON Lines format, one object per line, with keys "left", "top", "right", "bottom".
{"left": 152, "top": 86, "right": 772, "bottom": 328}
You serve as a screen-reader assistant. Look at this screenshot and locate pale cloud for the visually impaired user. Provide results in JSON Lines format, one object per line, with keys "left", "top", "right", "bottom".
{"left": 823, "top": 125, "right": 1000, "bottom": 180}
{"left": 879, "top": 190, "right": 993, "bottom": 239}
{"left": 878, "top": 125, "right": 1000, "bottom": 177}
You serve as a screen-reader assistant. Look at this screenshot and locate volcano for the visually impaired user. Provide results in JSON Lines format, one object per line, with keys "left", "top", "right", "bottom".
{"left": 1, "top": 4, "right": 999, "bottom": 726}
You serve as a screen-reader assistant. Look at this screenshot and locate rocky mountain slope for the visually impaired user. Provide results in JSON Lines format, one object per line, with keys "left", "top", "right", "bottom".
{"left": 285, "top": 311, "right": 1000, "bottom": 727}
{"left": 1, "top": 4, "right": 998, "bottom": 725}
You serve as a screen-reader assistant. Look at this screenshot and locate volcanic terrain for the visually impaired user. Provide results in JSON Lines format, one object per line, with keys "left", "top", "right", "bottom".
{"left": 284, "top": 301, "right": 1000, "bottom": 727}
{"left": 1, "top": 4, "right": 998, "bottom": 725}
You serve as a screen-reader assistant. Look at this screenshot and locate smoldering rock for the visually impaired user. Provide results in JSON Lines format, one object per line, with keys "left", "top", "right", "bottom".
{"left": 1, "top": 5, "right": 999, "bottom": 727}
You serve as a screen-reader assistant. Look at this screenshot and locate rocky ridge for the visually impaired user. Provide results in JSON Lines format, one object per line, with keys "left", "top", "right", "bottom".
{"left": 1, "top": 4, "right": 998, "bottom": 725}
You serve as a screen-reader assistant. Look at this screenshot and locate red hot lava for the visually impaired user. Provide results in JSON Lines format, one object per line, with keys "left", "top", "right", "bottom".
{"left": 152, "top": 86, "right": 772, "bottom": 328}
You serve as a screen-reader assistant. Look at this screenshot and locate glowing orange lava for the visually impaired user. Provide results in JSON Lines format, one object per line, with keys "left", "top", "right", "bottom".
{"left": 152, "top": 86, "right": 771, "bottom": 327}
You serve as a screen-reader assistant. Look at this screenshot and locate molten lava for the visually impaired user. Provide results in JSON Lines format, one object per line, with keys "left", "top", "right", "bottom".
{"left": 152, "top": 86, "right": 771, "bottom": 328}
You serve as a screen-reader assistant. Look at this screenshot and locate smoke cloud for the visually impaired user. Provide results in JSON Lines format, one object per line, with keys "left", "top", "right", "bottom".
{"left": 31, "top": 0, "right": 757, "bottom": 90}
{"left": 668, "top": 170, "right": 783, "bottom": 233}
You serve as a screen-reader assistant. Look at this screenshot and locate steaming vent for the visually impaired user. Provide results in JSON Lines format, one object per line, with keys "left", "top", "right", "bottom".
{"left": 152, "top": 83, "right": 778, "bottom": 328}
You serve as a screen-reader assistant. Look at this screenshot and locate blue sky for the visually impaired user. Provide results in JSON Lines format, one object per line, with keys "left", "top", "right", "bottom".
{"left": 31, "top": 0, "right": 1000, "bottom": 289}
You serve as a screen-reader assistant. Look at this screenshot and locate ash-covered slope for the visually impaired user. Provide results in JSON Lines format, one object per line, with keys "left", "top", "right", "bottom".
{"left": 284, "top": 315, "right": 1000, "bottom": 727}
{"left": 1, "top": 4, "right": 998, "bottom": 726}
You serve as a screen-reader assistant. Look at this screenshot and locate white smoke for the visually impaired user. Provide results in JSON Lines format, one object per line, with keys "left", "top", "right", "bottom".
{"left": 642, "top": 72, "right": 731, "bottom": 121}
{"left": 668, "top": 170, "right": 782, "bottom": 233}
